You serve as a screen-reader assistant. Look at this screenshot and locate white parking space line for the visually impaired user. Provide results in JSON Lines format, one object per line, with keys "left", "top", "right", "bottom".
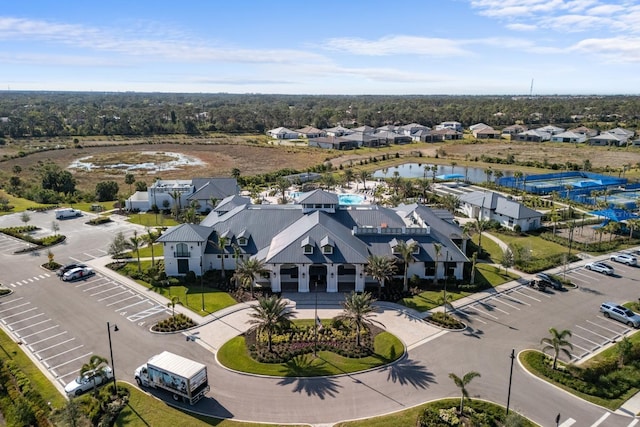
{"left": 106, "top": 293, "right": 137, "bottom": 307}
{"left": 42, "top": 344, "right": 84, "bottom": 362}
{"left": 463, "top": 306, "right": 499, "bottom": 320}
{"left": 488, "top": 297, "right": 520, "bottom": 310}
{"left": 33, "top": 276, "right": 39, "bottom": 281}
{"left": 558, "top": 418, "right": 576, "bottom": 427}
{"left": 586, "top": 319, "right": 627, "bottom": 334}
{"left": 90, "top": 287, "right": 118, "bottom": 297}
{"left": 475, "top": 301, "right": 509, "bottom": 315}
{"left": 81, "top": 282, "right": 111, "bottom": 292}
{"left": 590, "top": 412, "right": 610, "bottom": 426}
{"left": 58, "top": 369, "right": 80, "bottom": 380}
{"left": 567, "top": 341, "right": 591, "bottom": 353}
{"left": 512, "top": 290, "right": 541, "bottom": 302}
{"left": 36, "top": 338, "right": 76, "bottom": 354}
{"left": 8, "top": 312, "right": 45, "bottom": 326}
{"left": 98, "top": 289, "right": 130, "bottom": 302}
{"left": 576, "top": 324, "right": 613, "bottom": 341}
{"left": 29, "top": 331, "right": 67, "bottom": 346}
{"left": 0, "top": 301, "right": 29, "bottom": 314}
{"left": 14, "top": 318, "right": 51, "bottom": 332}
{"left": 628, "top": 419, "right": 639, "bottom": 427}
{"left": 452, "top": 308, "right": 488, "bottom": 324}
{"left": 117, "top": 299, "right": 146, "bottom": 311}
{"left": 2, "top": 306, "right": 38, "bottom": 320}
{"left": 501, "top": 293, "right": 531, "bottom": 306}
{"left": 571, "top": 331, "right": 602, "bottom": 346}
{"left": 127, "top": 305, "right": 169, "bottom": 321}
{"left": 21, "top": 324, "right": 59, "bottom": 339}
{"left": 50, "top": 352, "right": 92, "bottom": 371}
{"left": 21, "top": 280, "right": 28, "bottom": 285}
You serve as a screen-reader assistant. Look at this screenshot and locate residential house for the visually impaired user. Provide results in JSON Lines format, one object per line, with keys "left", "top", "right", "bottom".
{"left": 513, "top": 129, "right": 551, "bottom": 142}
{"left": 589, "top": 132, "right": 628, "bottom": 147}
{"left": 458, "top": 191, "right": 542, "bottom": 232}
{"left": 267, "top": 127, "right": 299, "bottom": 139}
{"left": 376, "top": 130, "right": 412, "bottom": 144}
{"left": 324, "top": 126, "right": 352, "bottom": 137}
{"left": 342, "top": 132, "right": 387, "bottom": 148}
{"left": 431, "top": 128, "right": 463, "bottom": 141}
{"left": 296, "top": 126, "right": 326, "bottom": 139}
{"left": 469, "top": 123, "right": 490, "bottom": 132}
{"left": 308, "top": 136, "right": 358, "bottom": 150}
{"left": 399, "top": 123, "right": 429, "bottom": 136}
{"left": 409, "top": 128, "right": 436, "bottom": 142}
{"left": 125, "top": 178, "right": 239, "bottom": 212}
{"left": 550, "top": 131, "right": 587, "bottom": 143}
{"left": 352, "top": 125, "right": 376, "bottom": 134}
{"left": 435, "top": 121, "right": 463, "bottom": 132}
{"left": 568, "top": 126, "right": 598, "bottom": 137}
{"left": 537, "top": 125, "right": 565, "bottom": 135}
{"left": 473, "top": 126, "right": 501, "bottom": 139}
{"left": 501, "top": 124, "right": 527, "bottom": 139}
{"left": 157, "top": 190, "right": 469, "bottom": 293}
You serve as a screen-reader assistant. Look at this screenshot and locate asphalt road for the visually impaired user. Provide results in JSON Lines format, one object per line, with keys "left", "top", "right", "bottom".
{"left": 2, "top": 210, "right": 640, "bottom": 426}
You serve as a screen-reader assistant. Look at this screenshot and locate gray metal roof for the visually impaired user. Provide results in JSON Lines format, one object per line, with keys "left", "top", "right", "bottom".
{"left": 188, "top": 178, "right": 239, "bottom": 202}
{"left": 298, "top": 189, "right": 339, "bottom": 205}
{"left": 157, "top": 223, "right": 214, "bottom": 243}
{"left": 460, "top": 191, "right": 541, "bottom": 220}
{"left": 333, "top": 206, "right": 406, "bottom": 229}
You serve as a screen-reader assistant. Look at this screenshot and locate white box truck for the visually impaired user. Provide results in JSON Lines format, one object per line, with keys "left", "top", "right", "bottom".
{"left": 55, "top": 208, "right": 81, "bottom": 219}
{"left": 134, "top": 351, "right": 209, "bottom": 405}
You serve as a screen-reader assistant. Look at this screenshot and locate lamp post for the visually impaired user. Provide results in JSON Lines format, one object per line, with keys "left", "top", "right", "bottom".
{"left": 107, "top": 322, "right": 118, "bottom": 394}
{"left": 506, "top": 349, "right": 515, "bottom": 415}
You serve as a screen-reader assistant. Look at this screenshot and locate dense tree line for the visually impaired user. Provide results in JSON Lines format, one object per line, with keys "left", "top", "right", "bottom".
{"left": 0, "top": 92, "right": 639, "bottom": 139}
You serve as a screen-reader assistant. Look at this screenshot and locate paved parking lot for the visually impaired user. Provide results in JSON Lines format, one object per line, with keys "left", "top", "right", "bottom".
{"left": 0, "top": 233, "right": 36, "bottom": 254}
{"left": 0, "top": 269, "right": 171, "bottom": 389}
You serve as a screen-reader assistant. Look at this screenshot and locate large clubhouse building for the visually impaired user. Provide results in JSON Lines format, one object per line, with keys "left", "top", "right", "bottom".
{"left": 158, "top": 190, "right": 469, "bottom": 293}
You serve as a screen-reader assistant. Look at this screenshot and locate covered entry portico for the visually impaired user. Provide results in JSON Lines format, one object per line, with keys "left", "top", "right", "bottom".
{"left": 273, "top": 262, "right": 366, "bottom": 293}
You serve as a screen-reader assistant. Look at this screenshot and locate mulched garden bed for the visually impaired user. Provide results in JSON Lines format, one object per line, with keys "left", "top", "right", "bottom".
{"left": 424, "top": 312, "right": 466, "bottom": 330}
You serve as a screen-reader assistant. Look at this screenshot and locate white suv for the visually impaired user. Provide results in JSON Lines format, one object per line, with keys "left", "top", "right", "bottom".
{"left": 610, "top": 253, "right": 638, "bottom": 266}
{"left": 600, "top": 302, "right": 640, "bottom": 328}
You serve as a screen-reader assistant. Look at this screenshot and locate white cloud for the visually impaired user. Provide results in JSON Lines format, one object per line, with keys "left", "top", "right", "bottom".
{"left": 570, "top": 37, "right": 640, "bottom": 62}
{"left": 506, "top": 23, "right": 538, "bottom": 31}
{"left": 321, "top": 35, "right": 469, "bottom": 57}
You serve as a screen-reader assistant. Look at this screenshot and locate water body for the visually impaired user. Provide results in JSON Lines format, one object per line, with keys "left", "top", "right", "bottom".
{"left": 68, "top": 151, "right": 205, "bottom": 173}
{"left": 372, "top": 163, "right": 514, "bottom": 183}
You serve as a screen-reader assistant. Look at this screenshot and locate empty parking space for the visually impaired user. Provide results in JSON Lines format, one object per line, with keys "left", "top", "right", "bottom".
{"left": 452, "top": 283, "right": 555, "bottom": 325}
{"left": 68, "top": 272, "right": 170, "bottom": 327}
{"left": 0, "top": 234, "right": 36, "bottom": 254}
{"left": 569, "top": 315, "right": 632, "bottom": 363}
{"left": 0, "top": 296, "right": 89, "bottom": 386}
{"left": 5, "top": 272, "right": 53, "bottom": 288}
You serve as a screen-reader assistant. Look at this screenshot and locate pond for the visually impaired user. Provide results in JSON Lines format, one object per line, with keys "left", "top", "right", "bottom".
{"left": 372, "top": 163, "right": 514, "bottom": 183}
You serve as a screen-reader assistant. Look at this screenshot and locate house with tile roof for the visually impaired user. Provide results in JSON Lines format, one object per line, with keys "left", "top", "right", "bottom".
{"left": 550, "top": 131, "right": 587, "bottom": 143}
{"left": 157, "top": 189, "right": 469, "bottom": 293}
{"left": 501, "top": 124, "right": 528, "bottom": 139}
{"left": 296, "top": 126, "right": 326, "bottom": 138}
{"left": 513, "top": 129, "right": 551, "bottom": 142}
{"left": 267, "top": 127, "right": 299, "bottom": 139}
{"left": 458, "top": 191, "right": 542, "bottom": 232}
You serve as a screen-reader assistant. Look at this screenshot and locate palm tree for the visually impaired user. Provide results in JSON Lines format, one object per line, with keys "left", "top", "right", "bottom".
{"left": 343, "top": 168, "right": 355, "bottom": 189}
{"left": 233, "top": 257, "right": 267, "bottom": 297}
{"left": 276, "top": 178, "right": 289, "bottom": 204}
{"left": 395, "top": 240, "right": 418, "bottom": 292}
{"left": 449, "top": 371, "right": 481, "bottom": 415}
{"left": 337, "top": 291, "right": 379, "bottom": 346}
{"left": 513, "top": 170, "right": 523, "bottom": 193}
{"left": 143, "top": 228, "right": 156, "bottom": 266}
{"left": 626, "top": 218, "right": 640, "bottom": 241}
{"left": 80, "top": 355, "right": 109, "bottom": 396}
{"left": 365, "top": 254, "right": 397, "bottom": 298}
{"left": 169, "top": 190, "right": 182, "bottom": 220}
{"left": 213, "top": 235, "right": 229, "bottom": 280}
{"left": 167, "top": 295, "right": 179, "bottom": 318}
{"left": 248, "top": 295, "right": 294, "bottom": 352}
{"left": 541, "top": 327, "right": 573, "bottom": 370}
{"left": 358, "top": 170, "right": 370, "bottom": 191}
{"left": 127, "top": 231, "right": 142, "bottom": 273}
{"left": 473, "top": 219, "right": 490, "bottom": 255}
{"left": 433, "top": 243, "right": 442, "bottom": 286}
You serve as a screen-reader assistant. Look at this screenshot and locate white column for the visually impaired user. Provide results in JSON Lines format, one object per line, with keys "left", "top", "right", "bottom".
{"left": 271, "top": 268, "right": 281, "bottom": 292}
{"left": 355, "top": 265, "right": 365, "bottom": 292}
{"left": 327, "top": 264, "right": 338, "bottom": 292}
{"left": 299, "top": 264, "right": 310, "bottom": 292}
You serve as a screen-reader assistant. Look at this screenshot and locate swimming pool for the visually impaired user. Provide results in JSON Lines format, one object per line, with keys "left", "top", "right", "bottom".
{"left": 289, "top": 192, "right": 365, "bottom": 205}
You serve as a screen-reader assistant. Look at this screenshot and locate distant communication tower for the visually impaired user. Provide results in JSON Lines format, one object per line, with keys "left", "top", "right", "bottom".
{"left": 529, "top": 78, "right": 534, "bottom": 97}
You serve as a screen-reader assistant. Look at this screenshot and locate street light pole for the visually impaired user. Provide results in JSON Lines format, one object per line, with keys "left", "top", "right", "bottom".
{"left": 506, "top": 348, "right": 515, "bottom": 415}
{"left": 107, "top": 322, "right": 118, "bottom": 394}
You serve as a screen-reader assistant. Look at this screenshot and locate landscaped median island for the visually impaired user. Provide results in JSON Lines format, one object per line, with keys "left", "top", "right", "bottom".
{"left": 218, "top": 292, "right": 404, "bottom": 376}
{"left": 521, "top": 324, "right": 640, "bottom": 411}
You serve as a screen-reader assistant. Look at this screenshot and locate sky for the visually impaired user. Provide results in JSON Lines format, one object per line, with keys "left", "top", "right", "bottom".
{"left": 1, "top": 0, "right": 640, "bottom": 95}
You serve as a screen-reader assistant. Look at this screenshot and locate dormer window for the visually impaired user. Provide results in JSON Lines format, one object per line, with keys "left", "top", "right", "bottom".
{"left": 301, "top": 236, "right": 314, "bottom": 254}
{"left": 237, "top": 237, "right": 248, "bottom": 247}
{"left": 407, "top": 239, "right": 420, "bottom": 254}
{"left": 321, "top": 235, "right": 334, "bottom": 254}
{"left": 390, "top": 238, "right": 399, "bottom": 254}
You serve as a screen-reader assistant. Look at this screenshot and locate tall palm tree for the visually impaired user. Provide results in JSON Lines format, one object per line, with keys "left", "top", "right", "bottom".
{"left": 127, "top": 231, "right": 142, "bottom": 273}
{"left": 626, "top": 218, "right": 640, "bottom": 241}
{"left": 541, "top": 327, "right": 573, "bottom": 370}
{"left": 248, "top": 295, "right": 294, "bottom": 352}
{"left": 433, "top": 243, "right": 442, "bottom": 286}
{"left": 233, "top": 257, "right": 267, "bottom": 297}
{"left": 513, "top": 170, "right": 523, "bottom": 193}
{"left": 337, "top": 291, "right": 380, "bottom": 346}
{"left": 365, "top": 254, "right": 397, "bottom": 298}
{"left": 214, "top": 235, "right": 229, "bottom": 280}
{"left": 358, "top": 170, "right": 370, "bottom": 191}
{"left": 343, "top": 168, "right": 355, "bottom": 189}
{"left": 473, "top": 219, "right": 490, "bottom": 255}
{"left": 449, "top": 371, "right": 481, "bottom": 415}
{"left": 143, "top": 228, "right": 156, "bottom": 266}
{"left": 80, "top": 355, "right": 109, "bottom": 396}
{"left": 169, "top": 190, "right": 182, "bottom": 220}
{"left": 395, "top": 240, "right": 418, "bottom": 292}
{"left": 276, "top": 178, "right": 289, "bottom": 204}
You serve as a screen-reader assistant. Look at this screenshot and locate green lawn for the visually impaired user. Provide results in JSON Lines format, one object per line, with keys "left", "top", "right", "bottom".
{"left": 0, "top": 190, "right": 46, "bottom": 214}
{"left": 217, "top": 330, "right": 403, "bottom": 376}
{"left": 127, "top": 212, "right": 179, "bottom": 227}
{"left": 475, "top": 263, "right": 519, "bottom": 286}
{"left": 473, "top": 233, "right": 503, "bottom": 262}
{"left": 493, "top": 231, "right": 568, "bottom": 259}
{"left": 400, "top": 288, "right": 472, "bottom": 312}
{"left": 124, "top": 243, "right": 164, "bottom": 258}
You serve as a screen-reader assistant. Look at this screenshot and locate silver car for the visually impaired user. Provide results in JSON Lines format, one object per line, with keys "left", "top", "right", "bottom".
{"left": 585, "top": 262, "right": 614, "bottom": 275}
{"left": 610, "top": 253, "right": 638, "bottom": 266}
{"left": 600, "top": 302, "right": 640, "bottom": 328}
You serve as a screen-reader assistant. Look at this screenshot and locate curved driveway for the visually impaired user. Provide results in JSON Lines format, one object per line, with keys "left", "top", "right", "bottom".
{"left": 1, "top": 211, "right": 640, "bottom": 426}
